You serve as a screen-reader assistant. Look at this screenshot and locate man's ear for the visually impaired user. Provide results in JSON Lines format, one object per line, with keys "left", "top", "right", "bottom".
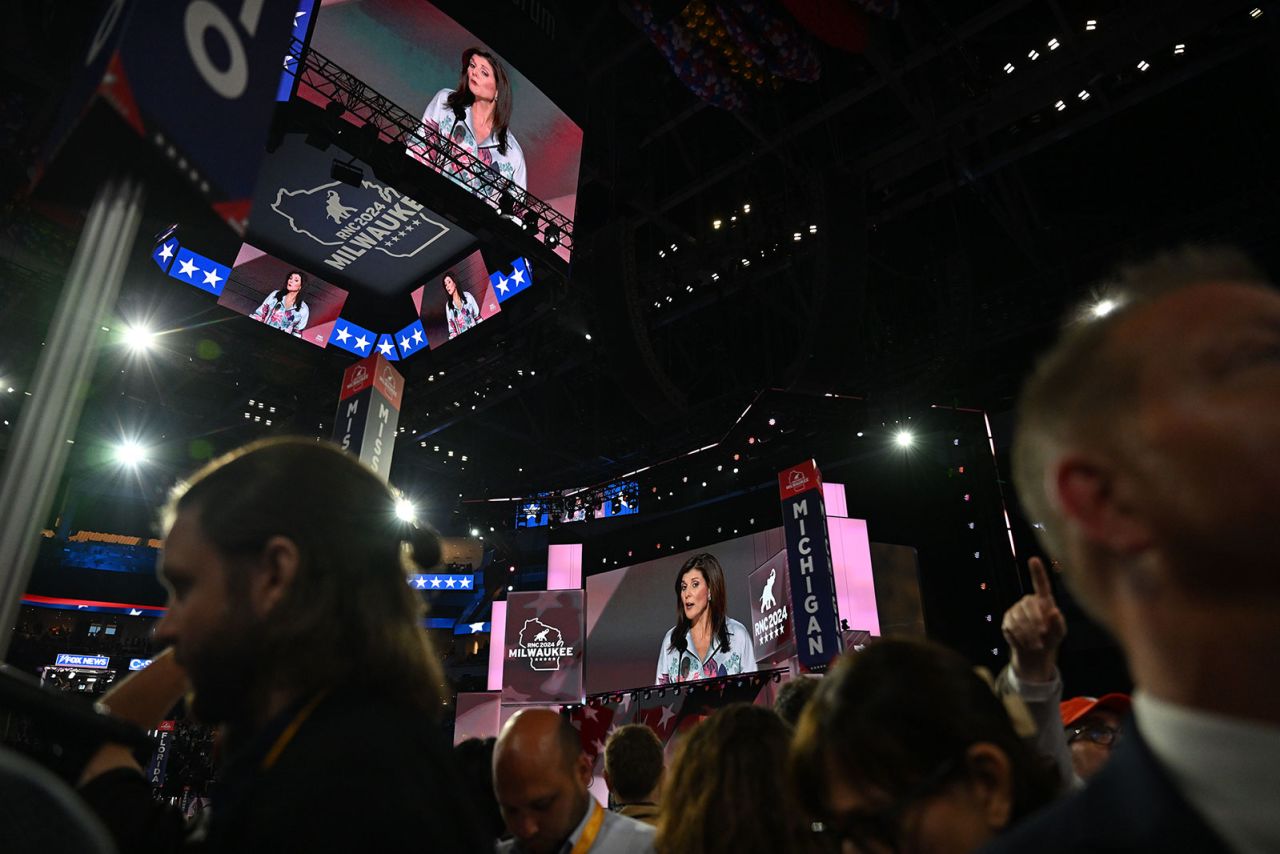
{"left": 1052, "top": 454, "right": 1152, "bottom": 555}
{"left": 575, "top": 752, "right": 593, "bottom": 787}
{"left": 963, "top": 742, "right": 1014, "bottom": 831}
{"left": 248, "top": 535, "right": 301, "bottom": 618}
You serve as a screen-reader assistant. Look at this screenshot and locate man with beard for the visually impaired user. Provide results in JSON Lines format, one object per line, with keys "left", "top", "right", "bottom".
{"left": 76, "top": 438, "right": 486, "bottom": 853}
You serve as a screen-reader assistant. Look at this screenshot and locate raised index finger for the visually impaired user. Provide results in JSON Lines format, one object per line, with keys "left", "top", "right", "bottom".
{"left": 1029, "top": 556, "right": 1054, "bottom": 600}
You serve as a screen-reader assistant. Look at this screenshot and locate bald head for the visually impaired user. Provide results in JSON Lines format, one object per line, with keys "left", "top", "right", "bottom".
{"left": 493, "top": 709, "right": 592, "bottom": 854}
{"left": 495, "top": 708, "right": 582, "bottom": 774}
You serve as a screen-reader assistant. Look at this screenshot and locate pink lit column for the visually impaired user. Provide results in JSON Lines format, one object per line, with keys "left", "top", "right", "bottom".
{"left": 487, "top": 600, "right": 507, "bottom": 691}
{"left": 823, "top": 483, "right": 880, "bottom": 635}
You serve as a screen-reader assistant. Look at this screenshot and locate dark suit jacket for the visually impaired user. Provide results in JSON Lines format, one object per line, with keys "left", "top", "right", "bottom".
{"left": 983, "top": 725, "right": 1233, "bottom": 853}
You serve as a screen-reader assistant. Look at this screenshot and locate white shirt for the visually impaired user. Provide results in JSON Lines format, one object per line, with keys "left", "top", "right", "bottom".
{"left": 409, "top": 88, "right": 527, "bottom": 196}
{"left": 1133, "top": 691, "right": 1280, "bottom": 854}
{"left": 999, "top": 665, "right": 1080, "bottom": 790}
{"left": 655, "top": 617, "right": 756, "bottom": 685}
{"left": 496, "top": 798, "right": 655, "bottom": 854}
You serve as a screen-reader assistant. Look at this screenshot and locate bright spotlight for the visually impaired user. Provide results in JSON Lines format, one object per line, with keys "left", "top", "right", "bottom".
{"left": 114, "top": 441, "right": 148, "bottom": 466}
{"left": 122, "top": 325, "right": 156, "bottom": 352}
{"left": 470, "top": 528, "right": 480, "bottom": 537}
{"left": 894, "top": 430, "right": 915, "bottom": 449}
{"left": 1090, "top": 298, "right": 1118, "bottom": 318}
{"left": 395, "top": 497, "right": 417, "bottom": 523}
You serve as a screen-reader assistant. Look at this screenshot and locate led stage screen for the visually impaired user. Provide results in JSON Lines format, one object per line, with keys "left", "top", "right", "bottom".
{"left": 411, "top": 249, "right": 500, "bottom": 348}
{"left": 220, "top": 244, "right": 350, "bottom": 348}
{"left": 585, "top": 529, "right": 789, "bottom": 694}
{"left": 301, "top": 0, "right": 583, "bottom": 256}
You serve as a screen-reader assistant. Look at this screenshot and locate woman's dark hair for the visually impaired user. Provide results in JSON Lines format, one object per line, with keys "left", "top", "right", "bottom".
{"left": 791, "top": 639, "right": 1058, "bottom": 830}
{"left": 657, "top": 704, "right": 810, "bottom": 854}
{"left": 163, "top": 438, "right": 445, "bottom": 715}
{"left": 441, "top": 270, "right": 462, "bottom": 303}
{"left": 667, "top": 553, "right": 729, "bottom": 656}
{"left": 445, "top": 47, "right": 513, "bottom": 155}
{"left": 281, "top": 270, "right": 308, "bottom": 309}
{"left": 454, "top": 738, "right": 505, "bottom": 842}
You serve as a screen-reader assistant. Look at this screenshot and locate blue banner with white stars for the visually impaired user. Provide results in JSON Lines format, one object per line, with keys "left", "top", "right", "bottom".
{"left": 395, "top": 319, "right": 427, "bottom": 359}
{"left": 276, "top": 0, "right": 316, "bottom": 101}
{"left": 408, "top": 574, "right": 475, "bottom": 591}
{"left": 152, "top": 240, "right": 178, "bottom": 274}
{"left": 454, "top": 622, "right": 491, "bottom": 635}
{"left": 168, "top": 247, "right": 229, "bottom": 296}
{"left": 327, "top": 317, "right": 377, "bottom": 357}
{"left": 375, "top": 334, "right": 400, "bottom": 361}
{"left": 492, "top": 257, "right": 532, "bottom": 304}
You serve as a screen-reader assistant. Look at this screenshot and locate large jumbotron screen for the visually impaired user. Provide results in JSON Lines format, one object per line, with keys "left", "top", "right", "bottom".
{"left": 301, "top": 0, "right": 583, "bottom": 255}
{"left": 584, "top": 514, "right": 886, "bottom": 694}
{"left": 585, "top": 529, "right": 787, "bottom": 695}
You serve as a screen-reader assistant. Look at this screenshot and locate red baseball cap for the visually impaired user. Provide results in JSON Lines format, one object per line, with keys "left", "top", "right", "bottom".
{"left": 1060, "top": 693, "right": 1131, "bottom": 728}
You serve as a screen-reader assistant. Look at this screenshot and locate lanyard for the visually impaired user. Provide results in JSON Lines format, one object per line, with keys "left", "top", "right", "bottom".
{"left": 260, "top": 691, "right": 328, "bottom": 771}
{"left": 568, "top": 800, "right": 605, "bottom": 854}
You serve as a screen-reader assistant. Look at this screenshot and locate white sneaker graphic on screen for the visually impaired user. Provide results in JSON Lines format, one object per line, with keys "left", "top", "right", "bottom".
{"left": 325, "top": 190, "right": 358, "bottom": 224}
{"left": 760, "top": 568, "right": 777, "bottom": 611}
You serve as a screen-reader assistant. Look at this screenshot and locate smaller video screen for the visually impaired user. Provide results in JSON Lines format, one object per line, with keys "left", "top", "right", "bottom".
{"left": 221, "top": 243, "right": 350, "bottom": 348}
{"left": 412, "top": 249, "right": 501, "bottom": 348}
{"left": 593, "top": 480, "right": 639, "bottom": 519}
{"left": 516, "top": 495, "right": 553, "bottom": 529}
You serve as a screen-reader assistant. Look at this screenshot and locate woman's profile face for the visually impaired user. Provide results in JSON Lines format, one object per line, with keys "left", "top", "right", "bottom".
{"left": 822, "top": 757, "right": 1005, "bottom": 854}
{"left": 444, "top": 275, "right": 458, "bottom": 296}
{"left": 679, "top": 568, "right": 710, "bottom": 624}
{"left": 286, "top": 273, "right": 303, "bottom": 291}
{"left": 467, "top": 55, "right": 497, "bottom": 102}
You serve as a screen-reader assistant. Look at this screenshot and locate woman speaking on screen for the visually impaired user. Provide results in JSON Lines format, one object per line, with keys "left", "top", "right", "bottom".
{"left": 442, "top": 270, "right": 481, "bottom": 339}
{"left": 655, "top": 553, "right": 756, "bottom": 685}
{"left": 250, "top": 270, "right": 310, "bottom": 336}
{"left": 410, "top": 47, "right": 527, "bottom": 200}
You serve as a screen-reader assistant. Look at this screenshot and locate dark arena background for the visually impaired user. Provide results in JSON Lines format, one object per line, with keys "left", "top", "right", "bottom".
{"left": 0, "top": 0, "right": 1276, "bottom": 815}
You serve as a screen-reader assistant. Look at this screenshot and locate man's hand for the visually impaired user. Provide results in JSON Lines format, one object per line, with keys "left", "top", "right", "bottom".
{"left": 1001, "top": 557, "right": 1067, "bottom": 682}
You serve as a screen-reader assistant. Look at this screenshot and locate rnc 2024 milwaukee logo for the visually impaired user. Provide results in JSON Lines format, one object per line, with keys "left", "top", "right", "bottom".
{"left": 509, "top": 618, "right": 575, "bottom": 672}
{"left": 753, "top": 566, "right": 789, "bottom": 645}
{"left": 270, "top": 178, "right": 449, "bottom": 272}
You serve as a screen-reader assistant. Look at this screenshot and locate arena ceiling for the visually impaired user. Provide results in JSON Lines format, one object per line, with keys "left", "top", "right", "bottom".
{"left": 0, "top": 0, "right": 1276, "bottom": 546}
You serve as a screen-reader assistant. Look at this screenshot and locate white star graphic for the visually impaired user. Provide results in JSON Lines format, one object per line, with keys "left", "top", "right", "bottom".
{"left": 353, "top": 334, "right": 370, "bottom": 352}
{"left": 158, "top": 242, "right": 175, "bottom": 261}
{"left": 444, "top": 577, "right": 457, "bottom": 588}
{"left": 511, "top": 267, "right": 526, "bottom": 285}
{"left": 658, "top": 705, "right": 676, "bottom": 727}
{"left": 294, "top": 11, "right": 306, "bottom": 26}
{"left": 460, "top": 577, "right": 472, "bottom": 589}
{"left": 399, "top": 336, "right": 411, "bottom": 351}
{"left": 411, "top": 328, "right": 424, "bottom": 345}
{"left": 377, "top": 339, "right": 394, "bottom": 356}
{"left": 469, "top": 622, "right": 485, "bottom": 633}
{"left": 591, "top": 739, "right": 606, "bottom": 755}
{"left": 495, "top": 276, "right": 510, "bottom": 295}
{"left": 202, "top": 267, "right": 223, "bottom": 287}
{"left": 335, "top": 327, "right": 351, "bottom": 343}
{"left": 581, "top": 706, "right": 599, "bottom": 721}
{"left": 177, "top": 257, "right": 197, "bottom": 278}
{"left": 430, "top": 577, "right": 442, "bottom": 588}
{"left": 413, "top": 577, "right": 426, "bottom": 589}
